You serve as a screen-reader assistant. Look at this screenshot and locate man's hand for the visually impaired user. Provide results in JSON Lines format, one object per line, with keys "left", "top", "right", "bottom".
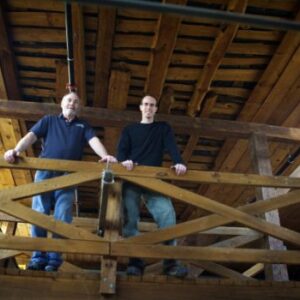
{"left": 4, "top": 149, "right": 20, "bottom": 163}
{"left": 172, "top": 163, "right": 187, "bottom": 175}
{"left": 121, "top": 160, "right": 134, "bottom": 171}
{"left": 99, "top": 155, "right": 118, "bottom": 163}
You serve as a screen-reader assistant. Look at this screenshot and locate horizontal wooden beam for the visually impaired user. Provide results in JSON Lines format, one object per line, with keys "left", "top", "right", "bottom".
{"left": 2, "top": 157, "right": 300, "bottom": 188}
{"left": 0, "top": 234, "right": 109, "bottom": 255}
{"left": 121, "top": 178, "right": 300, "bottom": 246}
{"left": 0, "top": 274, "right": 299, "bottom": 300}
{"left": 0, "top": 100, "right": 299, "bottom": 141}
{"left": 122, "top": 189, "right": 300, "bottom": 245}
{"left": 0, "top": 234, "right": 299, "bottom": 264}
{"left": 124, "top": 185, "right": 300, "bottom": 244}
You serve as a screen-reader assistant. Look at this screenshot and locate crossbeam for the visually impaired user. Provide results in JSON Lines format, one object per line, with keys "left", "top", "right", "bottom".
{"left": 0, "top": 100, "right": 299, "bottom": 142}
{"left": 1, "top": 157, "right": 300, "bottom": 188}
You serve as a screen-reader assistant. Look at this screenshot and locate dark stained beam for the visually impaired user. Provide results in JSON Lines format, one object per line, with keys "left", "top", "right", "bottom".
{"left": 0, "top": 100, "right": 300, "bottom": 142}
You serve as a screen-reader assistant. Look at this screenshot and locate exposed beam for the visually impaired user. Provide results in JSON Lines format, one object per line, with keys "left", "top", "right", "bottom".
{"left": 250, "top": 133, "right": 289, "bottom": 281}
{"left": 121, "top": 189, "right": 300, "bottom": 245}
{"left": 93, "top": 7, "right": 116, "bottom": 107}
{"left": 0, "top": 274, "right": 299, "bottom": 300}
{"left": 0, "top": 234, "right": 299, "bottom": 264}
{"left": 0, "top": 100, "right": 300, "bottom": 142}
{"left": 187, "top": 0, "right": 247, "bottom": 116}
{"left": 121, "top": 177, "right": 300, "bottom": 246}
{"left": 104, "top": 70, "right": 130, "bottom": 154}
{"left": 2, "top": 157, "right": 300, "bottom": 188}
{"left": 145, "top": 0, "right": 187, "bottom": 100}
{"left": 62, "top": 0, "right": 300, "bottom": 32}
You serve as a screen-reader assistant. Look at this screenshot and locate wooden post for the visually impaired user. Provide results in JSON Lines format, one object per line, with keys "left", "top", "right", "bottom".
{"left": 99, "top": 182, "right": 122, "bottom": 294}
{"left": 250, "top": 133, "right": 289, "bottom": 281}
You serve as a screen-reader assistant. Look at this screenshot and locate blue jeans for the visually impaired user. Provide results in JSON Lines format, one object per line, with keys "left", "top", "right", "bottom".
{"left": 122, "top": 182, "right": 177, "bottom": 269}
{"left": 30, "top": 170, "right": 75, "bottom": 268}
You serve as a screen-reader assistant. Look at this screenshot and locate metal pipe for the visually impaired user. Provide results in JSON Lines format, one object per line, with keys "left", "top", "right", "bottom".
{"left": 64, "top": 3, "right": 76, "bottom": 91}
{"left": 62, "top": 0, "right": 300, "bottom": 32}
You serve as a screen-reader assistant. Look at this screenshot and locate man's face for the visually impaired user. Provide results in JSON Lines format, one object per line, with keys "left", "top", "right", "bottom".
{"left": 61, "top": 93, "right": 80, "bottom": 119}
{"left": 139, "top": 96, "right": 158, "bottom": 120}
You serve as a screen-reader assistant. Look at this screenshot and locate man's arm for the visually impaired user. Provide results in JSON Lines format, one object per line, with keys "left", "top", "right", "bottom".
{"left": 116, "top": 128, "right": 134, "bottom": 170}
{"left": 88, "top": 137, "right": 117, "bottom": 162}
{"left": 163, "top": 124, "right": 187, "bottom": 175}
{"left": 4, "top": 132, "right": 37, "bottom": 163}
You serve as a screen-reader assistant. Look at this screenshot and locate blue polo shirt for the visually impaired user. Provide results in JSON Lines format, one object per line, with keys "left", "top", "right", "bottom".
{"left": 30, "top": 114, "right": 96, "bottom": 160}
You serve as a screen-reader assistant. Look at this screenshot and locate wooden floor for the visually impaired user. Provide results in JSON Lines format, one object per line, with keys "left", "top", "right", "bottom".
{"left": 0, "top": 268, "right": 299, "bottom": 300}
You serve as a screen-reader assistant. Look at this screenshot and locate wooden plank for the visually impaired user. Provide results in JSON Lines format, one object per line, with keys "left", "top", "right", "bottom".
{"left": 111, "top": 243, "right": 300, "bottom": 264}
{"left": 243, "top": 263, "right": 264, "bottom": 277}
{"left": 0, "top": 234, "right": 109, "bottom": 255}
{"left": 123, "top": 189, "right": 300, "bottom": 245}
{"left": 100, "top": 185, "right": 122, "bottom": 294}
{"left": 55, "top": 60, "right": 68, "bottom": 103}
{"left": 0, "top": 250, "right": 21, "bottom": 261}
{"left": 120, "top": 177, "right": 300, "bottom": 246}
{"left": 1, "top": 274, "right": 300, "bottom": 300}
{"left": 2, "top": 157, "right": 300, "bottom": 188}
{"left": 0, "top": 170, "right": 101, "bottom": 200}
{"left": 0, "top": 201, "right": 102, "bottom": 241}
{"left": 93, "top": 7, "right": 116, "bottom": 107}
{"left": 104, "top": 70, "right": 130, "bottom": 154}
{"left": 187, "top": 0, "right": 247, "bottom": 116}
{"left": 250, "top": 133, "right": 289, "bottom": 281}
{"left": 1, "top": 100, "right": 300, "bottom": 142}
{"left": 145, "top": 0, "right": 187, "bottom": 99}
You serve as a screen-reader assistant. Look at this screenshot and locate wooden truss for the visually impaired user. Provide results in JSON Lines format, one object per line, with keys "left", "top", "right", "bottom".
{"left": 0, "top": 156, "right": 300, "bottom": 298}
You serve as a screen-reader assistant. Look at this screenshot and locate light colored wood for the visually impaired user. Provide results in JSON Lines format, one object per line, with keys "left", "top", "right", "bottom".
{"left": 111, "top": 243, "right": 300, "bottom": 264}
{"left": 100, "top": 185, "right": 122, "bottom": 294}
{"left": 120, "top": 191, "right": 299, "bottom": 244}
{"left": 0, "top": 201, "right": 102, "bottom": 241}
{"left": 243, "top": 263, "right": 264, "bottom": 277}
{"left": 2, "top": 157, "right": 300, "bottom": 188}
{"left": 124, "top": 176, "right": 300, "bottom": 246}
{"left": 0, "top": 234, "right": 109, "bottom": 255}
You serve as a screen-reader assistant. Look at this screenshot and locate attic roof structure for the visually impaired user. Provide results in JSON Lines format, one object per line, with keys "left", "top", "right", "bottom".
{"left": 0, "top": 0, "right": 300, "bottom": 299}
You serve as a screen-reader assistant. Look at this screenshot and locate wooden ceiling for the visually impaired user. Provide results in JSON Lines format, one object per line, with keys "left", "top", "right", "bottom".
{"left": 0, "top": 0, "right": 300, "bottom": 234}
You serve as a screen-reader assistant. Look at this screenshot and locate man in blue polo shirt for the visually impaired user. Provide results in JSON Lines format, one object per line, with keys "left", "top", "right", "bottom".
{"left": 117, "top": 95, "right": 188, "bottom": 278}
{"left": 4, "top": 91, "right": 117, "bottom": 272}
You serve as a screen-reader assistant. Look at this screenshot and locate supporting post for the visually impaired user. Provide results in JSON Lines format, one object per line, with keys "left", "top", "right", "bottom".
{"left": 250, "top": 133, "right": 289, "bottom": 281}
{"left": 99, "top": 181, "right": 122, "bottom": 295}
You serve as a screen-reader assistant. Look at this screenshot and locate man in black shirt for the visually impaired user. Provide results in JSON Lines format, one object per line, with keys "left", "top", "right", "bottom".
{"left": 117, "top": 95, "right": 188, "bottom": 278}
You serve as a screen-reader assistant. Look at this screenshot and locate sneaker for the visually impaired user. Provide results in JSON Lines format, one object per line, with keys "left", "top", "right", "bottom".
{"left": 45, "top": 265, "right": 58, "bottom": 272}
{"left": 27, "top": 262, "right": 46, "bottom": 271}
{"left": 126, "top": 265, "right": 143, "bottom": 276}
{"left": 164, "top": 264, "right": 188, "bottom": 278}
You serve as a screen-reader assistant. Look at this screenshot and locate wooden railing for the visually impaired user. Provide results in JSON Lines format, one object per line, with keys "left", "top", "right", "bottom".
{"left": 0, "top": 157, "right": 300, "bottom": 293}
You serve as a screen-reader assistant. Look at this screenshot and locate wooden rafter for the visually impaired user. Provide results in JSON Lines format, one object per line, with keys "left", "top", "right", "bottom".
{"left": 145, "top": 0, "right": 187, "bottom": 100}
{"left": 93, "top": 7, "right": 116, "bottom": 107}
{"left": 104, "top": 70, "right": 130, "bottom": 154}
{"left": 0, "top": 100, "right": 300, "bottom": 142}
{"left": 187, "top": 0, "right": 247, "bottom": 116}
